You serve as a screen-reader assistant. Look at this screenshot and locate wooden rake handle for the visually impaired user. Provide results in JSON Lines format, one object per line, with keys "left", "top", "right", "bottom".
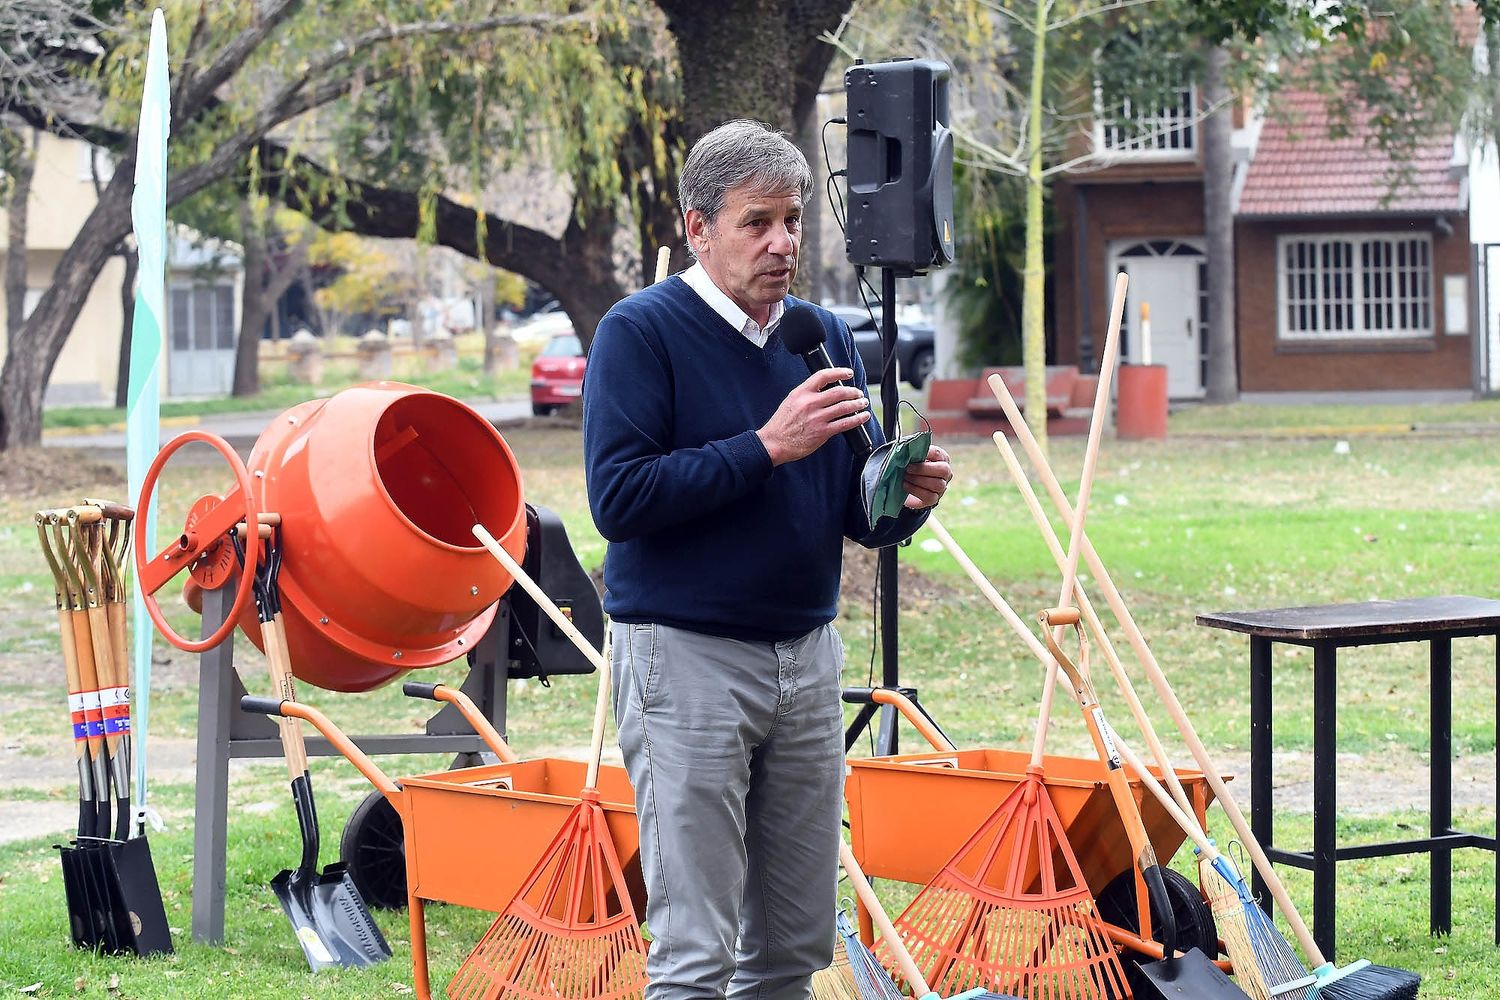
{"left": 992, "top": 430, "right": 1198, "bottom": 821}
{"left": 996, "top": 361, "right": 1327, "bottom": 967}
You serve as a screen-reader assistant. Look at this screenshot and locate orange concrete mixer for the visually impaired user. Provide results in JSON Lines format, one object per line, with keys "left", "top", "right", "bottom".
{"left": 135, "top": 382, "right": 528, "bottom": 691}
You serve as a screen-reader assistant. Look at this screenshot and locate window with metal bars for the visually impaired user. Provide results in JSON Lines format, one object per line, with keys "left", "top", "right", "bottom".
{"left": 1096, "top": 78, "right": 1196, "bottom": 157}
{"left": 1278, "top": 234, "right": 1433, "bottom": 339}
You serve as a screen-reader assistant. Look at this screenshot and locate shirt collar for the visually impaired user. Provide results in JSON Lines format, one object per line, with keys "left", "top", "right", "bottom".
{"left": 680, "top": 263, "right": 785, "bottom": 347}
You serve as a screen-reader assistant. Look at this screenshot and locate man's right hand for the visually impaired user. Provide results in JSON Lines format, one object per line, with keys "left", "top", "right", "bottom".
{"left": 757, "top": 368, "right": 871, "bottom": 466}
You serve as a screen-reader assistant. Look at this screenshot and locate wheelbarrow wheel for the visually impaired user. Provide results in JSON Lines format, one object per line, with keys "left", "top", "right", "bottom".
{"left": 1096, "top": 866, "right": 1219, "bottom": 995}
{"left": 340, "top": 790, "right": 407, "bottom": 910}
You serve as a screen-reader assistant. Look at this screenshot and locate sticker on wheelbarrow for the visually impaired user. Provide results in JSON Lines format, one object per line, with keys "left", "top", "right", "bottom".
{"left": 1093, "top": 709, "right": 1122, "bottom": 769}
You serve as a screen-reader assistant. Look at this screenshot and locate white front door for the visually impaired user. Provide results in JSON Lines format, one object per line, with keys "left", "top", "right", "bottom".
{"left": 168, "top": 284, "right": 237, "bottom": 397}
{"left": 1115, "top": 243, "right": 1204, "bottom": 398}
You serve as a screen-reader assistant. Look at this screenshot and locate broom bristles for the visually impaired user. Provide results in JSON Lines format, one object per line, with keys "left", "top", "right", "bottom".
{"left": 813, "top": 922, "right": 864, "bottom": 1000}
{"left": 1306, "top": 961, "right": 1420, "bottom": 1000}
{"left": 1200, "top": 853, "right": 1315, "bottom": 1000}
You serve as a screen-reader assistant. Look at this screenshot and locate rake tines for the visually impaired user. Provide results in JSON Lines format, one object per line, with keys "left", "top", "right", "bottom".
{"left": 448, "top": 791, "right": 647, "bottom": 1000}
{"left": 882, "top": 771, "right": 1128, "bottom": 1000}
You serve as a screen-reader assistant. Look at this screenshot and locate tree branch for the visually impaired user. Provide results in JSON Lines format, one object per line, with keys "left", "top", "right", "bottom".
{"left": 175, "top": 0, "right": 302, "bottom": 121}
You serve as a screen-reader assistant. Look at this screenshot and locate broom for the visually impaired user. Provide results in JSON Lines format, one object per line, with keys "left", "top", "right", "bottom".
{"left": 988, "top": 421, "right": 1312, "bottom": 999}
{"left": 987, "top": 374, "right": 1420, "bottom": 1000}
{"left": 883, "top": 275, "right": 1130, "bottom": 1000}
{"left": 457, "top": 524, "right": 646, "bottom": 1000}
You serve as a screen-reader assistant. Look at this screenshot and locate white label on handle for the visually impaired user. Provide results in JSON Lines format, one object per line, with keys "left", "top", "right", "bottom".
{"left": 1094, "top": 708, "right": 1122, "bottom": 770}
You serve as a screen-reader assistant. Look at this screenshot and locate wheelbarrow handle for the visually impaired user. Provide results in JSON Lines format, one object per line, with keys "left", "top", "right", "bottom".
{"left": 864, "top": 688, "right": 957, "bottom": 753}
{"left": 401, "top": 682, "right": 519, "bottom": 763}
{"left": 238, "top": 696, "right": 401, "bottom": 799}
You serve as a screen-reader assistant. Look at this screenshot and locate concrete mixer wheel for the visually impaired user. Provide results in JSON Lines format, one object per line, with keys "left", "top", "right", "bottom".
{"left": 134, "top": 430, "right": 259, "bottom": 653}
{"left": 341, "top": 790, "right": 408, "bottom": 910}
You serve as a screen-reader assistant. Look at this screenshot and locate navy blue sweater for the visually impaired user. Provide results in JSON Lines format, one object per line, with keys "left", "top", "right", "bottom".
{"left": 582, "top": 278, "right": 928, "bottom": 641}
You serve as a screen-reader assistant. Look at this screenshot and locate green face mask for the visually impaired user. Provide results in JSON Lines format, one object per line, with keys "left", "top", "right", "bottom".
{"left": 860, "top": 424, "right": 932, "bottom": 531}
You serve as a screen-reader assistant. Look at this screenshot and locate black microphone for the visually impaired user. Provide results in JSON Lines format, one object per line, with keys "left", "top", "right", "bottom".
{"left": 778, "top": 305, "right": 874, "bottom": 459}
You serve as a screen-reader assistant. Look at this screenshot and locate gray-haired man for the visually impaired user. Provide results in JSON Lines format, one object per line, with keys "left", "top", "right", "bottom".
{"left": 583, "top": 119, "right": 951, "bottom": 1000}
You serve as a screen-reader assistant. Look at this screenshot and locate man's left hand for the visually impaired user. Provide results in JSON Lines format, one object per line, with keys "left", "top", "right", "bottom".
{"left": 902, "top": 445, "right": 952, "bottom": 510}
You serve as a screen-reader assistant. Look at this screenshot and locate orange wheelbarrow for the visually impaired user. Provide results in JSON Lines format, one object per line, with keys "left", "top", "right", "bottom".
{"left": 842, "top": 689, "right": 1228, "bottom": 969}
{"left": 241, "top": 683, "right": 642, "bottom": 1000}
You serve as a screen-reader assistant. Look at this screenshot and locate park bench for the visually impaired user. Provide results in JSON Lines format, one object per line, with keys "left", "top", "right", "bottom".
{"left": 966, "top": 365, "right": 1096, "bottom": 421}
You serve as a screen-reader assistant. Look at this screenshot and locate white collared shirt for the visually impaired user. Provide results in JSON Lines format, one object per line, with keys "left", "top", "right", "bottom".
{"left": 679, "top": 263, "right": 784, "bottom": 349}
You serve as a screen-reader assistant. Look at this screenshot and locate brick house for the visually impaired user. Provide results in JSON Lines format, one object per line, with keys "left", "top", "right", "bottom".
{"left": 1050, "top": 60, "right": 1493, "bottom": 400}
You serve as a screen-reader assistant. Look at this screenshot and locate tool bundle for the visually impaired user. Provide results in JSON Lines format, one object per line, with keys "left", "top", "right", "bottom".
{"left": 34, "top": 500, "right": 170, "bottom": 957}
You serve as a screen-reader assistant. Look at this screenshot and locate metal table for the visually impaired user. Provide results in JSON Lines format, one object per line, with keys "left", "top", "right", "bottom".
{"left": 1197, "top": 595, "right": 1500, "bottom": 960}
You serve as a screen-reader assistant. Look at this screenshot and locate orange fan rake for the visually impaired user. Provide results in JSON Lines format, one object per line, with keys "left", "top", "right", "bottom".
{"left": 447, "top": 787, "right": 647, "bottom": 1000}
{"left": 453, "top": 525, "right": 647, "bottom": 1000}
{"left": 880, "top": 767, "right": 1128, "bottom": 1000}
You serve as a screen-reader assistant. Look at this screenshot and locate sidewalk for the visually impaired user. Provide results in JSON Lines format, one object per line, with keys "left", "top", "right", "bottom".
{"left": 44, "top": 398, "right": 532, "bottom": 456}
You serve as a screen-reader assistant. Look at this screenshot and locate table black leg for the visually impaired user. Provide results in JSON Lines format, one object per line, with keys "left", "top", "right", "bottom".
{"left": 1313, "top": 640, "right": 1337, "bottom": 962}
{"left": 1250, "top": 636, "right": 1275, "bottom": 915}
{"left": 1431, "top": 637, "right": 1452, "bottom": 937}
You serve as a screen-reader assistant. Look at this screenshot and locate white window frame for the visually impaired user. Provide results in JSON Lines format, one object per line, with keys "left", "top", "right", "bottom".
{"left": 77, "top": 144, "right": 114, "bottom": 183}
{"left": 1277, "top": 232, "right": 1435, "bottom": 341}
{"left": 1093, "top": 79, "right": 1198, "bottom": 160}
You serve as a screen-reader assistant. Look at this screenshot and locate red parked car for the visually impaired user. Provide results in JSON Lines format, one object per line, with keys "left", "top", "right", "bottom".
{"left": 529, "top": 332, "right": 585, "bottom": 416}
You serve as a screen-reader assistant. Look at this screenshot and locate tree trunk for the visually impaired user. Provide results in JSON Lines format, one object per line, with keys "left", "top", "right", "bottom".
{"left": 114, "top": 240, "right": 138, "bottom": 408}
{"left": 0, "top": 164, "right": 136, "bottom": 448}
{"left": 656, "top": 0, "right": 851, "bottom": 144}
{"left": 1201, "top": 44, "right": 1239, "bottom": 403}
{"left": 233, "top": 199, "right": 266, "bottom": 397}
{"left": 4, "top": 128, "right": 36, "bottom": 344}
{"left": 793, "top": 112, "right": 824, "bottom": 303}
{"left": 1021, "top": 0, "right": 1050, "bottom": 452}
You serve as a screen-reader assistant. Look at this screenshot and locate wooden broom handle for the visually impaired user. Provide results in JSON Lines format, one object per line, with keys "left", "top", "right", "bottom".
{"left": 993, "top": 430, "right": 1198, "bottom": 821}
{"left": 991, "top": 372, "right": 1327, "bottom": 967}
{"left": 654, "top": 246, "right": 671, "bottom": 284}
{"left": 472, "top": 524, "right": 610, "bottom": 787}
{"left": 837, "top": 841, "right": 934, "bottom": 996}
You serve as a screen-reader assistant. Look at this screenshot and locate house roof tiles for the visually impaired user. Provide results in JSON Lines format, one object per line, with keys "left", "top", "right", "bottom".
{"left": 1237, "top": 82, "right": 1465, "bottom": 219}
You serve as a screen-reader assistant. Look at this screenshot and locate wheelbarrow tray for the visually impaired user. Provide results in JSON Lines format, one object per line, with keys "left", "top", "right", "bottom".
{"left": 400, "top": 756, "right": 642, "bottom": 915}
{"left": 844, "top": 746, "right": 1222, "bottom": 894}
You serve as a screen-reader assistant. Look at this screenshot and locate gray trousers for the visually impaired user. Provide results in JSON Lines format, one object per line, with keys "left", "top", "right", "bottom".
{"left": 611, "top": 621, "right": 845, "bottom": 1000}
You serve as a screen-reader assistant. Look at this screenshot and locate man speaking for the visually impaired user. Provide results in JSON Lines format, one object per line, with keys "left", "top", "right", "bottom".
{"left": 582, "top": 119, "right": 951, "bottom": 1000}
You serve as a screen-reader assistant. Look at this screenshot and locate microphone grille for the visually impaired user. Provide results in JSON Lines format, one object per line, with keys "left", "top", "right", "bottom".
{"left": 777, "top": 305, "right": 827, "bottom": 355}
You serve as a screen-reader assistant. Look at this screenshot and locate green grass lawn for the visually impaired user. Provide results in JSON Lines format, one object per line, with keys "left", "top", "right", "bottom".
{"left": 1, "top": 398, "right": 1498, "bottom": 997}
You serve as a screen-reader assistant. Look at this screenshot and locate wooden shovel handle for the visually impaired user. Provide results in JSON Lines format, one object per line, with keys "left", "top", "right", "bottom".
{"left": 263, "top": 613, "right": 308, "bottom": 779}
{"left": 471, "top": 524, "right": 610, "bottom": 788}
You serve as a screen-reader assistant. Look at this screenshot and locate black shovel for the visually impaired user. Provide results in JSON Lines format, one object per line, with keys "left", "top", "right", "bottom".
{"left": 236, "top": 525, "right": 390, "bottom": 971}
{"left": 1132, "top": 862, "right": 1251, "bottom": 999}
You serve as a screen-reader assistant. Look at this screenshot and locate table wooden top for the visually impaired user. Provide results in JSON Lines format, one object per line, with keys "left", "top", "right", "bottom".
{"left": 1196, "top": 595, "right": 1500, "bottom": 641}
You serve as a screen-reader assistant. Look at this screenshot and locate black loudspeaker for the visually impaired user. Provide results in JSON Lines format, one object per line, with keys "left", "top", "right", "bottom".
{"left": 844, "top": 58, "right": 955, "bottom": 275}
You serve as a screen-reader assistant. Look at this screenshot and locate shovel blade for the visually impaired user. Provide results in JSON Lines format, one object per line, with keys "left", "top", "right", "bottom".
{"left": 1136, "top": 947, "right": 1253, "bottom": 1000}
{"left": 55, "top": 844, "right": 98, "bottom": 949}
{"left": 99, "top": 836, "right": 173, "bottom": 957}
{"left": 272, "top": 863, "right": 390, "bottom": 972}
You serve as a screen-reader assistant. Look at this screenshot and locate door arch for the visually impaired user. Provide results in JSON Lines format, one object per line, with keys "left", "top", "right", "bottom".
{"left": 1108, "top": 239, "right": 1206, "bottom": 399}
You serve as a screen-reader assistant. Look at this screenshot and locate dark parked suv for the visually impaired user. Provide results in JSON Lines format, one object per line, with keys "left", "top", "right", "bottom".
{"left": 826, "top": 304, "right": 936, "bottom": 389}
